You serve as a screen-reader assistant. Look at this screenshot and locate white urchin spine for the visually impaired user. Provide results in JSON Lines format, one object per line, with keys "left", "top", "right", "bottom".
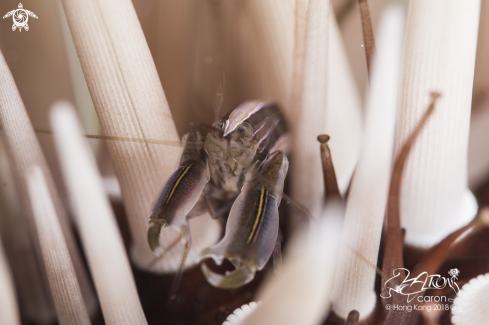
{"left": 223, "top": 302, "right": 261, "bottom": 325}
{"left": 452, "top": 273, "right": 489, "bottom": 325}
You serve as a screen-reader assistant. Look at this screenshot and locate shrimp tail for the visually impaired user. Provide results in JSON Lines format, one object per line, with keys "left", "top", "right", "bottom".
{"left": 201, "top": 263, "right": 255, "bottom": 289}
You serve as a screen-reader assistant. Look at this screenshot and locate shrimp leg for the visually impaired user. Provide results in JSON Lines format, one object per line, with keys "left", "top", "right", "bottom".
{"left": 168, "top": 206, "right": 207, "bottom": 300}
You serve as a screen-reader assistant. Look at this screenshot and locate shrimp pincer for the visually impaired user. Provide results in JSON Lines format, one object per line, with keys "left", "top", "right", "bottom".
{"left": 148, "top": 130, "right": 210, "bottom": 257}
{"left": 200, "top": 150, "right": 288, "bottom": 288}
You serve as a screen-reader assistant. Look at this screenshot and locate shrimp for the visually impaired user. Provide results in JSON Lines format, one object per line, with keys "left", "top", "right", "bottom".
{"left": 147, "top": 100, "right": 290, "bottom": 289}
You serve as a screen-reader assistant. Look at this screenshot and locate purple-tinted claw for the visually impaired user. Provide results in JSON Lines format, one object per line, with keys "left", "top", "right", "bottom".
{"left": 199, "top": 151, "right": 288, "bottom": 288}
{"left": 201, "top": 263, "right": 255, "bottom": 289}
{"left": 147, "top": 131, "right": 209, "bottom": 255}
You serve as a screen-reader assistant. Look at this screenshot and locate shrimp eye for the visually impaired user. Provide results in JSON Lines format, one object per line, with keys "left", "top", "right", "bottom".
{"left": 236, "top": 123, "right": 252, "bottom": 138}
{"left": 212, "top": 120, "right": 224, "bottom": 130}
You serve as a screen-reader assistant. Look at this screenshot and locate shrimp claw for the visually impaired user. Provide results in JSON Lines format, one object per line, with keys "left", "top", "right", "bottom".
{"left": 147, "top": 130, "right": 209, "bottom": 255}
{"left": 201, "top": 263, "right": 255, "bottom": 289}
{"left": 147, "top": 219, "right": 167, "bottom": 255}
{"left": 199, "top": 151, "right": 288, "bottom": 288}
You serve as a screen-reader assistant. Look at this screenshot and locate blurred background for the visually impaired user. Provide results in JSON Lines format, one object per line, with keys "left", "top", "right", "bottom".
{"left": 1, "top": 0, "right": 488, "bottom": 193}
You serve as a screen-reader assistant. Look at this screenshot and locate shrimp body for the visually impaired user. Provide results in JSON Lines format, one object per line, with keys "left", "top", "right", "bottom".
{"left": 148, "top": 101, "right": 289, "bottom": 288}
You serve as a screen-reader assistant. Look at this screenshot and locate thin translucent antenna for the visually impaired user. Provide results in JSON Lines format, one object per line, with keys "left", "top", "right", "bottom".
{"left": 281, "top": 192, "right": 315, "bottom": 223}
{"left": 213, "top": 73, "right": 225, "bottom": 123}
{"left": 31, "top": 128, "right": 184, "bottom": 147}
{"left": 190, "top": 0, "right": 205, "bottom": 118}
{"left": 345, "top": 244, "right": 382, "bottom": 276}
{"left": 34, "top": 129, "right": 210, "bottom": 150}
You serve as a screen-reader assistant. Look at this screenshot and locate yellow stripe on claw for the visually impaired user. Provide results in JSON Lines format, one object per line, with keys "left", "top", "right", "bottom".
{"left": 166, "top": 164, "right": 192, "bottom": 204}
{"left": 247, "top": 186, "right": 266, "bottom": 244}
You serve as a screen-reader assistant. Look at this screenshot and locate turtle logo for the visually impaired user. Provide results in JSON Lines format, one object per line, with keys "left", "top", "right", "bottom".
{"left": 3, "top": 3, "right": 38, "bottom": 32}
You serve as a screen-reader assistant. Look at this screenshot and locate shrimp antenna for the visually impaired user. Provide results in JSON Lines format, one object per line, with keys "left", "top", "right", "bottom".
{"left": 346, "top": 244, "right": 382, "bottom": 276}
{"left": 213, "top": 73, "right": 225, "bottom": 122}
{"left": 31, "top": 128, "right": 184, "bottom": 147}
{"left": 281, "top": 192, "right": 315, "bottom": 223}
